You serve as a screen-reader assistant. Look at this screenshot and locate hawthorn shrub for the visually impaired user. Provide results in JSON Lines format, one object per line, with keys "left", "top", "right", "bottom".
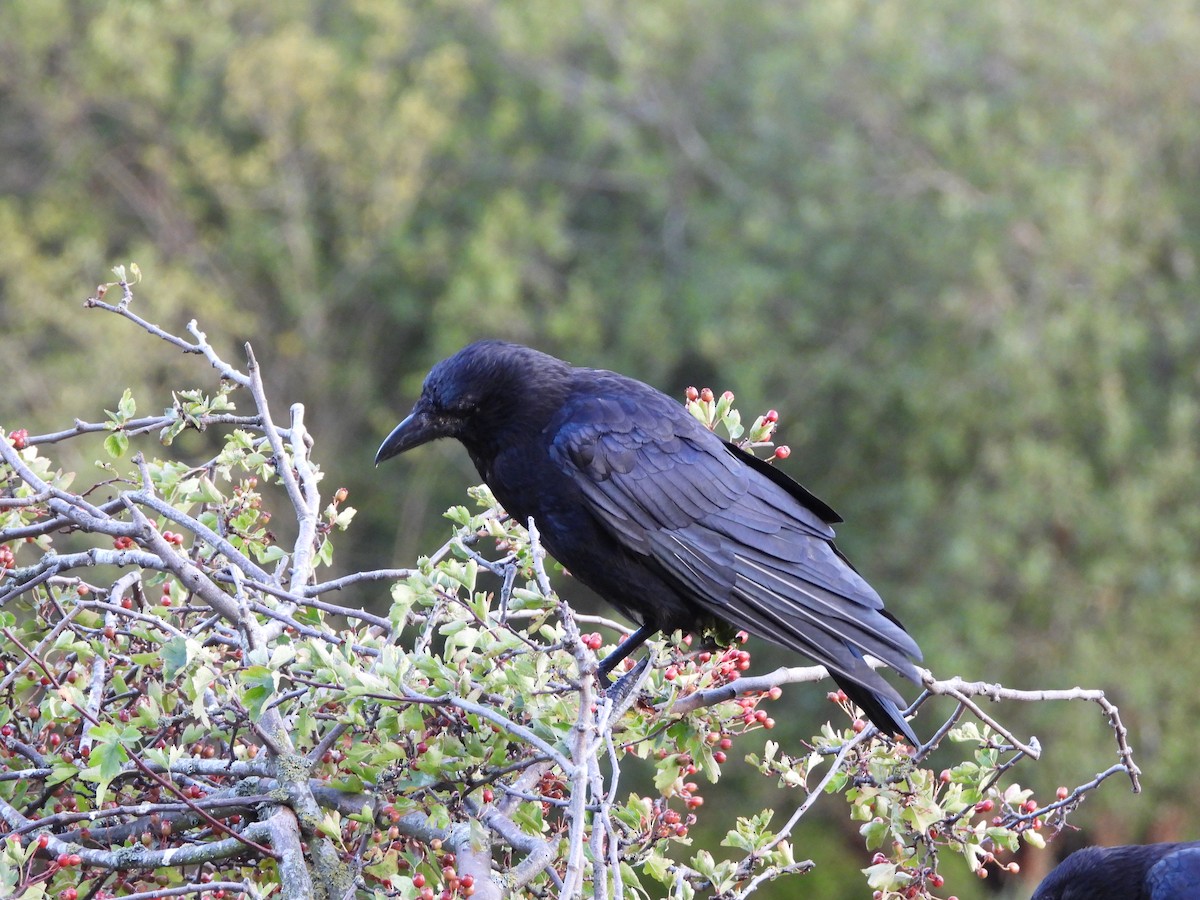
{"left": 0, "top": 271, "right": 1140, "bottom": 899}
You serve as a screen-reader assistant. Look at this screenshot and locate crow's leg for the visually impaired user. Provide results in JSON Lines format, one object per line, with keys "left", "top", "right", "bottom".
{"left": 597, "top": 622, "right": 658, "bottom": 681}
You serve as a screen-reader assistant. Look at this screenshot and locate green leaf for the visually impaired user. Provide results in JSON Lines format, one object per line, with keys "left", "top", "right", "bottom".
{"left": 79, "top": 723, "right": 134, "bottom": 807}
{"left": 188, "top": 665, "right": 218, "bottom": 726}
{"left": 653, "top": 754, "right": 683, "bottom": 796}
{"left": 863, "top": 861, "right": 906, "bottom": 890}
{"left": 47, "top": 762, "right": 79, "bottom": 788}
{"left": 117, "top": 388, "right": 136, "bottom": 419}
{"left": 190, "top": 476, "right": 224, "bottom": 503}
{"left": 316, "top": 812, "right": 343, "bottom": 842}
{"left": 859, "top": 817, "right": 890, "bottom": 850}
{"left": 103, "top": 432, "right": 128, "bottom": 459}
{"left": 162, "top": 636, "right": 198, "bottom": 680}
{"left": 241, "top": 665, "right": 279, "bottom": 719}
{"left": 643, "top": 852, "right": 673, "bottom": 885}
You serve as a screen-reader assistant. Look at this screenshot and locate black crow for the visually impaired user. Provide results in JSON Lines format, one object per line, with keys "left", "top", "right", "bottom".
{"left": 376, "top": 341, "right": 922, "bottom": 742}
{"left": 1032, "top": 842, "right": 1200, "bottom": 899}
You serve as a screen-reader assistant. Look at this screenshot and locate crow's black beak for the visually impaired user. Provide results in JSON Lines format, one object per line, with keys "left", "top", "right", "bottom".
{"left": 375, "top": 408, "right": 440, "bottom": 464}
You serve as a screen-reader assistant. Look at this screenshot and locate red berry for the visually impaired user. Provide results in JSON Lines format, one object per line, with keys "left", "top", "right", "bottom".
{"left": 763, "top": 409, "right": 778, "bottom": 423}
{"left": 773, "top": 445, "right": 791, "bottom": 460}
{"left": 974, "top": 799, "right": 994, "bottom": 813}
{"left": 713, "top": 751, "right": 726, "bottom": 764}
{"left": 9, "top": 429, "right": 29, "bottom": 450}
{"left": 699, "top": 388, "right": 714, "bottom": 403}
{"left": 685, "top": 386, "right": 699, "bottom": 402}
{"left": 1056, "top": 786, "right": 1070, "bottom": 800}
{"left": 482, "top": 788, "right": 494, "bottom": 803}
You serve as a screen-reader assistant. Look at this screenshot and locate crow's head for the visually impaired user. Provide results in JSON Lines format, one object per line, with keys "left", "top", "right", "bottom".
{"left": 375, "top": 340, "right": 571, "bottom": 464}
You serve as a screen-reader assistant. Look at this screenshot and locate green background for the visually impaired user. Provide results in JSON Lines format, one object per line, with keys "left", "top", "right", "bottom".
{"left": 3, "top": 2, "right": 1198, "bottom": 895}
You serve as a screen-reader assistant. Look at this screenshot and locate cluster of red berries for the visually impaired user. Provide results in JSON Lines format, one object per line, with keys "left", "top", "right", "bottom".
{"left": 8, "top": 429, "right": 28, "bottom": 450}
{"left": 406, "top": 854, "right": 476, "bottom": 899}
{"left": 703, "top": 644, "right": 753, "bottom": 685}
{"left": 580, "top": 632, "right": 604, "bottom": 651}
{"left": 0, "top": 545, "right": 14, "bottom": 570}
{"left": 705, "top": 730, "right": 734, "bottom": 765}
{"left": 655, "top": 804, "right": 696, "bottom": 839}
{"left": 736, "top": 697, "right": 776, "bottom": 731}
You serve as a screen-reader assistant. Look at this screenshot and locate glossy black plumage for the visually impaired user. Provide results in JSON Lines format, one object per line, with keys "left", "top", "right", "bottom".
{"left": 376, "top": 341, "right": 922, "bottom": 741}
{"left": 1032, "top": 842, "right": 1200, "bottom": 899}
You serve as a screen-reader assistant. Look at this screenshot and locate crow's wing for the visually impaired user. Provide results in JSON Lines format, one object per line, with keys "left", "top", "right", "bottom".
{"left": 1148, "top": 845, "right": 1200, "bottom": 900}
{"left": 547, "top": 380, "right": 922, "bottom": 701}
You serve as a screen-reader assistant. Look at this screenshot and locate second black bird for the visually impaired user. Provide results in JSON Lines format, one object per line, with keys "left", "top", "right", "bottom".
{"left": 376, "top": 341, "right": 923, "bottom": 742}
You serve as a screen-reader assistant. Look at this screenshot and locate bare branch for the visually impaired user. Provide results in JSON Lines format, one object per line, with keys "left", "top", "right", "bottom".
{"left": 83, "top": 297, "right": 205, "bottom": 357}
{"left": 921, "top": 673, "right": 1141, "bottom": 792}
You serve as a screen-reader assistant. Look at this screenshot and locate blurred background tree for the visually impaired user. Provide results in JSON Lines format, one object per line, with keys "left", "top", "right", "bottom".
{"left": 2, "top": 0, "right": 1198, "bottom": 895}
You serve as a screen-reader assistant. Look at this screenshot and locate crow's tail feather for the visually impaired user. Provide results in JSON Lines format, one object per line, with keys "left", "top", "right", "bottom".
{"left": 833, "top": 675, "right": 918, "bottom": 745}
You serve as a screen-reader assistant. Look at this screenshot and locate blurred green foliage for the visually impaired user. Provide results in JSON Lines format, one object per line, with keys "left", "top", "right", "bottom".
{"left": 2, "top": 1, "right": 1198, "bottom": 895}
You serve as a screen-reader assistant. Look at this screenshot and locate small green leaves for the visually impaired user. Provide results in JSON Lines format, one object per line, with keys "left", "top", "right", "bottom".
{"left": 103, "top": 431, "right": 129, "bottom": 459}
{"left": 111, "top": 262, "right": 141, "bottom": 285}
{"left": 102, "top": 388, "right": 137, "bottom": 457}
{"left": 240, "top": 664, "right": 280, "bottom": 720}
